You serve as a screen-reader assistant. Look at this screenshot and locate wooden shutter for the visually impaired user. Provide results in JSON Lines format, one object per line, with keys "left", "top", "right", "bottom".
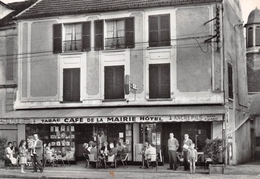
{"left": 105, "top": 66, "right": 124, "bottom": 99}
{"left": 63, "top": 68, "right": 80, "bottom": 101}
{"left": 149, "top": 16, "right": 159, "bottom": 47}
{"left": 160, "top": 14, "right": 170, "bottom": 46}
{"left": 94, "top": 20, "right": 104, "bottom": 50}
{"left": 125, "top": 17, "right": 135, "bottom": 48}
{"left": 256, "top": 26, "right": 260, "bottom": 46}
{"left": 82, "top": 21, "right": 91, "bottom": 51}
{"left": 53, "top": 24, "right": 62, "bottom": 53}
{"left": 149, "top": 64, "right": 170, "bottom": 98}
{"left": 248, "top": 27, "right": 253, "bottom": 47}
{"left": 228, "top": 64, "right": 233, "bottom": 99}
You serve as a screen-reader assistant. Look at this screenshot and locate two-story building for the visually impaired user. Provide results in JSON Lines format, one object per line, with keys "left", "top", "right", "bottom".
{"left": 0, "top": 0, "right": 250, "bottom": 165}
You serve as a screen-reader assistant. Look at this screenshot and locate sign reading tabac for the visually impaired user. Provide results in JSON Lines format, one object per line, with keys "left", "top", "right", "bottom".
{"left": 0, "top": 114, "right": 223, "bottom": 124}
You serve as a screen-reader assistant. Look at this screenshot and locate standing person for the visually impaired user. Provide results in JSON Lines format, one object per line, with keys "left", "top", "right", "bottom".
{"left": 188, "top": 143, "right": 197, "bottom": 174}
{"left": 32, "top": 134, "right": 43, "bottom": 173}
{"left": 12, "top": 141, "right": 19, "bottom": 159}
{"left": 183, "top": 134, "right": 193, "bottom": 170}
{"left": 19, "top": 140, "right": 28, "bottom": 173}
{"left": 167, "top": 133, "right": 179, "bottom": 170}
{"left": 140, "top": 142, "right": 148, "bottom": 169}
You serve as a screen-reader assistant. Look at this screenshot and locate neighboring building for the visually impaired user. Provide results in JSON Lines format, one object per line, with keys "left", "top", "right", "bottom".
{"left": 245, "top": 7, "right": 260, "bottom": 160}
{"left": 0, "top": 0, "right": 36, "bottom": 144}
{"left": 0, "top": 0, "right": 249, "bottom": 165}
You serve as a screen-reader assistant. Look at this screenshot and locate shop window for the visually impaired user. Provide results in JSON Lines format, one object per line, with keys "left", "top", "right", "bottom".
{"left": 256, "top": 26, "right": 260, "bottom": 46}
{"left": 149, "top": 63, "right": 170, "bottom": 99}
{"left": 53, "top": 22, "right": 91, "bottom": 53}
{"left": 63, "top": 68, "right": 80, "bottom": 102}
{"left": 104, "top": 65, "right": 124, "bottom": 100}
{"left": 247, "top": 27, "right": 253, "bottom": 47}
{"left": 228, "top": 64, "right": 233, "bottom": 99}
{"left": 149, "top": 14, "right": 170, "bottom": 47}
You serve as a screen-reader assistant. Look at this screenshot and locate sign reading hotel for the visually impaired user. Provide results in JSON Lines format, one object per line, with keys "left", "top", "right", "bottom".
{"left": 0, "top": 114, "right": 223, "bottom": 124}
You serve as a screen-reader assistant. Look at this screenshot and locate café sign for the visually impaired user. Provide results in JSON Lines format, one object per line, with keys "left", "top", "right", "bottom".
{"left": 0, "top": 114, "right": 223, "bottom": 124}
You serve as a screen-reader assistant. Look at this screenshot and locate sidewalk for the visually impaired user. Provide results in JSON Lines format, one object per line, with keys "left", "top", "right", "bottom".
{"left": 1, "top": 161, "right": 260, "bottom": 179}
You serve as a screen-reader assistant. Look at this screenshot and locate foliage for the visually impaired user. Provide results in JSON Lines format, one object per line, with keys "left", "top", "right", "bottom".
{"left": 0, "top": 136, "right": 8, "bottom": 161}
{"left": 205, "top": 138, "right": 225, "bottom": 164}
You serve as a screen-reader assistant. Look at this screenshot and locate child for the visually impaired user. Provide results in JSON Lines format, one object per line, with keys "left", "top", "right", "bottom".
{"left": 188, "top": 143, "right": 197, "bottom": 174}
{"left": 19, "top": 140, "right": 28, "bottom": 173}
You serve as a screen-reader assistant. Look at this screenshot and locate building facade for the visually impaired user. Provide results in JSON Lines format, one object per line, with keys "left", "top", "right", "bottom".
{"left": 0, "top": 0, "right": 36, "bottom": 144}
{"left": 245, "top": 7, "right": 260, "bottom": 160}
{"left": 0, "top": 0, "right": 249, "bottom": 165}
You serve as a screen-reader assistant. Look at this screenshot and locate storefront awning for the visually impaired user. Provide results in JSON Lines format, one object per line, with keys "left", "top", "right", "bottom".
{"left": 0, "top": 105, "right": 225, "bottom": 124}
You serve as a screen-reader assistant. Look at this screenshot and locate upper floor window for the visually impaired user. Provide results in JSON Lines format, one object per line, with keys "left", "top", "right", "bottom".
{"left": 149, "top": 14, "right": 170, "bottom": 47}
{"left": 94, "top": 17, "right": 134, "bottom": 50}
{"left": 228, "top": 64, "right": 233, "bottom": 99}
{"left": 247, "top": 27, "right": 253, "bottom": 48}
{"left": 104, "top": 65, "right": 125, "bottom": 100}
{"left": 53, "top": 22, "right": 91, "bottom": 53}
{"left": 256, "top": 26, "right": 260, "bottom": 46}
{"left": 106, "top": 20, "right": 125, "bottom": 49}
{"left": 64, "top": 23, "right": 82, "bottom": 51}
{"left": 149, "top": 63, "right": 170, "bottom": 99}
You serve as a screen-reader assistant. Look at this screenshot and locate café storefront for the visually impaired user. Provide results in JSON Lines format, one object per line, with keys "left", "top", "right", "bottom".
{"left": 0, "top": 106, "right": 225, "bottom": 163}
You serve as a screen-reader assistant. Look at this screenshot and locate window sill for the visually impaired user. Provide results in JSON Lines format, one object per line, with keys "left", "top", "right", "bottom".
{"left": 102, "top": 99, "right": 126, "bottom": 102}
{"left": 146, "top": 46, "right": 172, "bottom": 50}
{"left": 60, "top": 101, "right": 83, "bottom": 103}
{"left": 60, "top": 51, "right": 83, "bottom": 55}
{"left": 102, "top": 49, "right": 127, "bottom": 53}
{"left": 146, "top": 98, "right": 173, "bottom": 101}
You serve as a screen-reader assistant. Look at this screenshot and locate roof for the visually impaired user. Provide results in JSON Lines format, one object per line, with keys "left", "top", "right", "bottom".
{"left": 0, "top": 0, "right": 36, "bottom": 27}
{"left": 15, "top": 0, "right": 222, "bottom": 20}
{"left": 0, "top": 105, "right": 225, "bottom": 123}
{"left": 249, "top": 94, "right": 260, "bottom": 116}
{"left": 246, "top": 7, "right": 260, "bottom": 25}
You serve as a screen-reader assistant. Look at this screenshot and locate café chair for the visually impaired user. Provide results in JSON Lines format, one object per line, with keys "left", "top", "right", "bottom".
{"left": 120, "top": 153, "right": 129, "bottom": 168}
{"left": 88, "top": 154, "right": 99, "bottom": 170}
{"left": 83, "top": 153, "right": 89, "bottom": 168}
{"left": 147, "top": 154, "right": 158, "bottom": 171}
{"left": 107, "top": 155, "right": 117, "bottom": 168}
{"left": 177, "top": 152, "right": 184, "bottom": 167}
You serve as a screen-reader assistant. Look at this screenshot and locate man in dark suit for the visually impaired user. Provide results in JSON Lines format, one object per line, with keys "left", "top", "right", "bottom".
{"left": 32, "top": 134, "right": 43, "bottom": 173}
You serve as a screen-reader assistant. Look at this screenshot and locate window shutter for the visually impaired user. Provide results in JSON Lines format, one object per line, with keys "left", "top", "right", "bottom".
{"left": 82, "top": 21, "right": 91, "bottom": 51}
{"left": 149, "top": 64, "right": 170, "bottom": 98}
{"left": 248, "top": 27, "right": 253, "bottom": 47}
{"left": 149, "top": 16, "right": 159, "bottom": 47}
{"left": 256, "top": 26, "right": 260, "bottom": 46}
{"left": 160, "top": 15, "right": 170, "bottom": 46}
{"left": 94, "top": 20, "right": 104, "bottom": 50}
{"left": 125, "top": 17, "right": 135, "bottom": 48}
{"left": 114, "top": 66, "right": 124, "bottom": 99}
{"left": 53, "top": 24, "right": 62, "bottom": 53}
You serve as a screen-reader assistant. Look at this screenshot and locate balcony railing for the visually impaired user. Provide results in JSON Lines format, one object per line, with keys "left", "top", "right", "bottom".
{"left": 105, "top": 36, "right": 125, "bottom": 49}
{"left": 64, "top": 40, "right": 82, "bottom": 52}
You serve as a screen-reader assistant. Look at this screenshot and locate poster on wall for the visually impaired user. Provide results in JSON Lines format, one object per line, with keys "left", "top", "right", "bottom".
{"left": 157, "top": 132, "right": 161, "bottom": 145}
{"left": 152, "top": 133, "right": 156, "bottom": 145}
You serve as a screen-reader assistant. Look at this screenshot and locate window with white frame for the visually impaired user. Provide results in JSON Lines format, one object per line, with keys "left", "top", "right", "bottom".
{"left": 64, "top": 23, "right": 82, "bottom": 51}
{"left": 106, "top": 20, "right": 125, "bottom": 49}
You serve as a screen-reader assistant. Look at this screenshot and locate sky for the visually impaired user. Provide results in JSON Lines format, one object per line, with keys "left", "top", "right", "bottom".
{"left": 1, "top": 0, "right": 260, "bottom": 24}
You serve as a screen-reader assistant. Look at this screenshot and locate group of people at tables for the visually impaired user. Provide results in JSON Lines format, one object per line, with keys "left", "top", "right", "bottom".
{"left": 82, "top": 140, "right": 128, "bottom": 168}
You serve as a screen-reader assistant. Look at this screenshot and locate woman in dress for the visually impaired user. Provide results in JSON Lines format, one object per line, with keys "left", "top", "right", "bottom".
{"left": 19, "top": 140, "right": 28, "bottom": 173}
{"left": 5, "top": 141, "right": 17, "bottom": 166}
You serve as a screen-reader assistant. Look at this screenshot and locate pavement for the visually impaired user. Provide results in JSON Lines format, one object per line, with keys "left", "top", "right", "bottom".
{"left": 1, "top": 161, "right": 260, "bottom": 179}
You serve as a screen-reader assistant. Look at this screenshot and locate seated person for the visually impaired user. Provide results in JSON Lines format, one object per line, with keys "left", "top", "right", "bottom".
{"left": 83, "top": 143, "right": 90, "bottom": 154}
{"left": 115, "top": 142, "right": 128, "bottom": 162}
{"left": 90, "top": 142, "right": 98, "bottom": 160}
{"left": 107, "top": 142, "right": 116, "bottom": 167}
{"left": 12, "top": 141, "right": 19, "bottom": 159}
{"left": 99, "top": 142, "right": 110, "bottom": 168}
{"left": 144, "top": 143, "right": 156, "bottom": 168}
{"left": 88, "top": 141, "right": 94, "bottom": 152}
{"left": 5, "top": 142, "right": 14, "bottom": 167}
